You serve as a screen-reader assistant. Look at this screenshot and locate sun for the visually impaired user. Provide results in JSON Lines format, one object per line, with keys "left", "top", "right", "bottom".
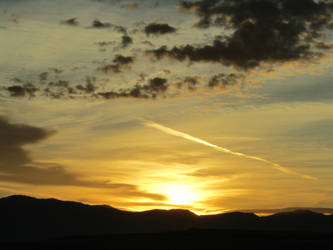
{"left": 163, "top": 186, "right": 199, "bottom": 206}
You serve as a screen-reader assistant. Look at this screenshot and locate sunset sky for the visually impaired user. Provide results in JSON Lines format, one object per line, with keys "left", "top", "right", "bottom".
{"left": 0, "top": 0, "right": 333, "bottom": 214}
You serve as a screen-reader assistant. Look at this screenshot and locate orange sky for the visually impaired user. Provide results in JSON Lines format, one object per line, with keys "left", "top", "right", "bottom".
{"left": 0, "top": 0, "right": 333, "bottom": 214}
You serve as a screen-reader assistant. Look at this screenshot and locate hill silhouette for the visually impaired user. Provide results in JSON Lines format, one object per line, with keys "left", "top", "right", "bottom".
{"left": 1, "top": 195, "right": 333, "bottom": 245}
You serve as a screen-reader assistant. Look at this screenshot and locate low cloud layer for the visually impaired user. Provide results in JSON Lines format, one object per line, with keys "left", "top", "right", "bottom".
{"left": 0, "top": 117, "right": 166, "bottom": 201}
{"left": 2, "top": 70, "right": 247, "bottom": 100}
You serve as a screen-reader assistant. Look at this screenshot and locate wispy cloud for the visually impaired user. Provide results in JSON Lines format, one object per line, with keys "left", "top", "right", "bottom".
{"left": 144, "top": 120, "right": 317, "bottom": 180}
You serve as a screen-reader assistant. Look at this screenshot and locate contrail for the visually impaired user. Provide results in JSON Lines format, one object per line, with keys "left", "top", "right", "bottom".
{"left": 144, "top": 120, "right": 317, "bottom": 180}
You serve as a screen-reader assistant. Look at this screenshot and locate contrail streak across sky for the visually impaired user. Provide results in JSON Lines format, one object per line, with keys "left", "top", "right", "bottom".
{"left": 144, "top": 120, "right": 317, "bottom": 181}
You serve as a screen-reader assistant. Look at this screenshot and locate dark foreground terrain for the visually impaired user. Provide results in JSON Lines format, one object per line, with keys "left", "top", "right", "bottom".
{"left": 1, "top": 195, "right": 333, "bottom": 249}
{"left": 2, "top": 229, "right": 333, "bottom": 250}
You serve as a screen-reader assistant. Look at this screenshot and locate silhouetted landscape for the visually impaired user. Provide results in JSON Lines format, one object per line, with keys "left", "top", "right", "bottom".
{"left": 1, "top": 195, "right": 333, "bottom": 249}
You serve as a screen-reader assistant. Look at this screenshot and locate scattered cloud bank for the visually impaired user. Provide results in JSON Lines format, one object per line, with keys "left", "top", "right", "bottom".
{"left": 1, "top": 0, "right": 332, "bottom": 102}
{"left": 146, "top": 0, "right": 333, "bottom": 69}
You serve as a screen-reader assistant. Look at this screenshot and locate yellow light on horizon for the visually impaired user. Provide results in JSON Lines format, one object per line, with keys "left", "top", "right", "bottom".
{"left": 162, "top": 185, "right": 201, "bottom": 206}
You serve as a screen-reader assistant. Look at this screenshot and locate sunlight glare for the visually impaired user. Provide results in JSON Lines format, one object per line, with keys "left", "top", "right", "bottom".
{"left": 163, "top": 186, "right": 199, "bottom": 206}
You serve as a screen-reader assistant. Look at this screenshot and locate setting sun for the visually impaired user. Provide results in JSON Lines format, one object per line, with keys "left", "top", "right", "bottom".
{"left": 164, "top": 187, "right": 198, "bottom": 205}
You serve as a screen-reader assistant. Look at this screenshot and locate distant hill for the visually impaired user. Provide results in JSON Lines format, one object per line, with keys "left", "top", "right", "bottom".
{"left": 1, "top": 195, "right": 333, "bottom": 241}
{"left": 237, "top": 207, "right": 333, "bottom": 215}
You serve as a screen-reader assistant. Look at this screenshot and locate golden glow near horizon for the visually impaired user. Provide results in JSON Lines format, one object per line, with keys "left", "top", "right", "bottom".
{"left": 0, "top": 0, "right": 333, "bottom": 214}
{"left": 144, "top": 120, "right": 317, "bottom": 180}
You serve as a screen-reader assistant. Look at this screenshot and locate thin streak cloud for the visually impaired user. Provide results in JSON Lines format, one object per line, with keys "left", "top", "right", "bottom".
{"left": 144, "top": 120, "right": 317, "bottom": 181}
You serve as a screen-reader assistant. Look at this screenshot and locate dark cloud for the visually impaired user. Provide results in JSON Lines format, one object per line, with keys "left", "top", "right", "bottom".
{"left": 91, "top": 19, "right": 111, "bottom": 28}
{"left": 76, "top": 76, "right": 98, "bottom": 94}
{"left": 3, "top": 70, "right": 246, "bottom": 101}
{"left": 93, "top": 24, "right": 131, "bottom": 50}
{"left": 7, "top": 84, "right": 39, "bottom": 98}
{"left": 146, "top": 0, "right": 333, "bottom": 69}
{"left": 0, "top": 117, "right": 54, "bottom": 147}
{"left": 208, "top": 73, "right": 245, "bottom": 89}
{"left": 121, "top": 34, "right": 133, "bottom": 48}
{"left": 112, "top": 54, "right": 135, "bottom": 65}
{"left": 0, "top": 117, "right": 166, "bottom": 201}
{"left": 98, "top": 77, "right": 169, "bottom": 99}
{"left": 146, "top": 77, "right": 168, "bottom": 92}
{"left": 60, "top": 17, "right": 79, "bottom": 26}
{"left": 176, "top": 76, "right": 201, "bottom": 92}
{"left": 97, "top": 55, "right": 135, "bottom": 74}
{"left": 144, "top": 23, "right": 176, "bottom": 36}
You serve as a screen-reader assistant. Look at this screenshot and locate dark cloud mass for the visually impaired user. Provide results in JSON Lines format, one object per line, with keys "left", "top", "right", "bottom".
{"left": 146, "top": 0, "right": 333, "bottom": 69}
{"left": 7, "top": 84, "right": 39, "bottom": 98}
{"left": 121, "top": 34, "right": 133, "bottom": 48}
{"left": 0, "top": 117, "right": 166, "bottom": 200}
{"left": 98, "top": 77, "right": 169, "bottom": 99}
{"left": 144, "top": 23, "right": 176, "bottom": 35}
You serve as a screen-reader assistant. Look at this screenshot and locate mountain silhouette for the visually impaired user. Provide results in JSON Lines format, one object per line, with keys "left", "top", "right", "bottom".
{"left": 1, "top": 195, "right": 333, "bottom": 243}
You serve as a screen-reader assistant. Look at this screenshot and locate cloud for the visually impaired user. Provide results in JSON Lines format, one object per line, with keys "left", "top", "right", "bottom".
{"left": 146, "top": 0, "right": 333, "bottom": 69}
{"left": 60, "top": 17, "right": 79, "bottom": 26}
{"left": 208, "top": 73, "right": 245, "bottom": 89}
{"left": 121, "top": 34, "right": 133, "bottom": 48}
{"left": 76, "top": 76, "right": 98, "bottom": 94}
{"left": 175, "top": 76, "right": 201, "bottom": 92}
{"left": 7, "top": 84, "right": 39, "bottom": 98}
{"left": 0, "top": 117, "right": 166, "bottom": 201}
{"left": 97, "top": 54, "right": 135, "bottom": 74}
{"left": 2, "top": 70, "right": 248, "bottom": 101}
{"left": 98, "top": 77, "right": 169, "bottom": 99}
{"left": 91, "top": 19, "right": 111, "bottom": 28}
{"left": 144, "top": 23, "right": 177, "bottom": 36}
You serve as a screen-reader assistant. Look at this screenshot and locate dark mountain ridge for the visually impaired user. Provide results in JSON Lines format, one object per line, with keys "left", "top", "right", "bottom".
{"left": 1, "top": 195, "right": 333, "bottom": 241}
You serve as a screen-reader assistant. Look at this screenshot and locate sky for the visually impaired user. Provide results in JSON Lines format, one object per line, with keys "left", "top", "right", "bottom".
{"left": 0, "top": 0, "right": 333, "bottom": 214}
